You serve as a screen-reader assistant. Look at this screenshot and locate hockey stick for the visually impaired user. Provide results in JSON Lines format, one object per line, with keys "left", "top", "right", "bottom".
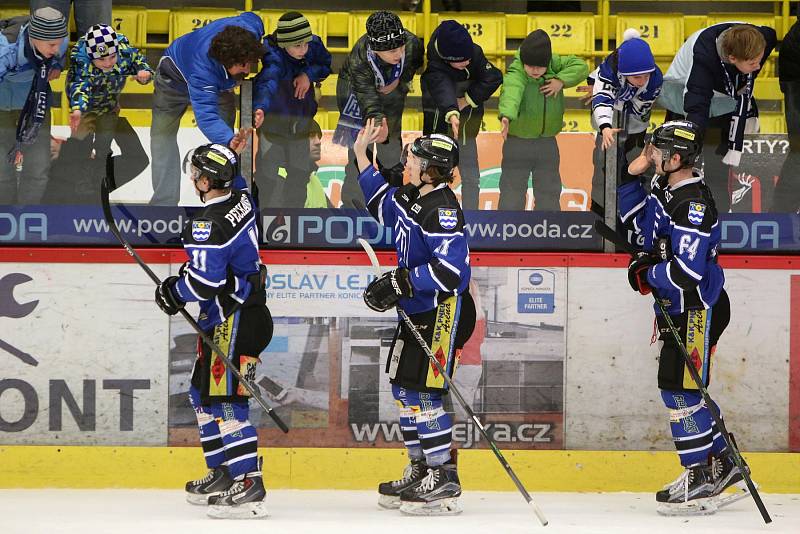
{"left": 594, "top": 219, "right": 771, "bottom": 523}
{"left": 358, "top": 238, "right": 549, "bottom": 527}
{"left": 100, "top": 158, "right": 289, "bottom": 433}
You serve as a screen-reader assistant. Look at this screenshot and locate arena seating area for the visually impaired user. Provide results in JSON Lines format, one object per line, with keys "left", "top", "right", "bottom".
{"left": 0, "top": 1, "right": 793, "bottom": 133}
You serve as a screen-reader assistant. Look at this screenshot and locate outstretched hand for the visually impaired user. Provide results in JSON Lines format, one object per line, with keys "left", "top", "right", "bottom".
{"left": 229, "top": 128, "right": 252, "bottom": 154}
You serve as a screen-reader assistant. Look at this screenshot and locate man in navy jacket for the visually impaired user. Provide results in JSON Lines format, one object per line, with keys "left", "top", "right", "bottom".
{"left": 149, "top": 12, "right": 266, "bottom": 205}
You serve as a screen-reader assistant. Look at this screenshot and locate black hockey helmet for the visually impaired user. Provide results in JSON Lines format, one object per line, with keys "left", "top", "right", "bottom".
{"left": 402, "top": 134, "right": 460, "bottom": 178}
{"left": 183, "top": 143, "right": 238, "bottom": 189}
{"left": 366, "top": 11, "right": 405, "bottom": 51}
{"left": 650, "top": 120, "right": 702, "bottom": 168}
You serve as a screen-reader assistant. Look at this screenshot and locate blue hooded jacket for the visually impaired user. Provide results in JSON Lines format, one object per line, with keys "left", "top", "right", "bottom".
{"left": 163, "top": 12, "right": 264, "bottom": 144}
{"left": 0, "top": 23, "right": 68, "bottom": 111}
{"left": 253, "top": 34, "right": 331, "bottom": 134}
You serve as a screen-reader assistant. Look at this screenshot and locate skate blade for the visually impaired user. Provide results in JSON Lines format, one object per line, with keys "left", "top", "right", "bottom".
{"left": 656, "top": 498, "right": 718, "bottom": 517}
{"left": 186, "top": 493, "right": 211, "bottom": 506}
{"left": 715, "top": 480, "right": 756, "bottom": 510}
{"left": 378, "top": 495, "right": 401, "bottom": 510}
{"left": 400, "top": 498, "right": 462, "bottom": 516}
{"left": 207, "top": 500, "right": 268, "bottom": 519}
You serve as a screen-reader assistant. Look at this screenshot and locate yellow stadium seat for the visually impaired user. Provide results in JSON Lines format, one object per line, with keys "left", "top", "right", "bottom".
{"left": 0, "top": 7, "right": 28, "bottom": 19}
{"left": 754, "top": 78, "right": 782, "bottom": 101}
{"left": 527, "top": 13, "right": 595, "bottom": 57}
{"left": 562, "top": 109, "right": 593, "bottom": 132}
{"left": 111, "top": 6, "right": 147, "bottom": 48}
{"left": 437, "top": 13, "right": 506, "bottom": 61}
{"left": 401, "top": 111, "right": 422, "bottom": 132}
{"left": 319, "top": 74, "right": 338, "bottom": 98}
{"left": 647, "top": 109, "right": 667, "bottom": 132}
{"left": 119, "top": 108, "right": 153, "bottom": 127}
{"left": 615, "top": 14, "right": 684, "bottom": 58}
{"left": 49, "top": 72, "right": 68, "bottom": 125}
{"left": 312, "top": 110, "right": 329, "bottom": 130}
{"left": 327, "top": 110, "right": 341, "bottom": 130}
{"left": 169, "top": 8, "right": 238, "bottom": 42}
{"left": 759, "top": 112, "right": 786, "bottom": 134}
{"left": 348, "top": 11, "right": 417, "bottom": 48}
{"left": 261, "top": 9, "right": 327, "bottom": 43}
{"left": 705, "top": 14, "right": 776, "bottom": 31}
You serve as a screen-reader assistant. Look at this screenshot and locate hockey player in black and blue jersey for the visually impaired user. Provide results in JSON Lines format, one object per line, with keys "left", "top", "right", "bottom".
{"left": 620, "top": 120, "right": 748, "bottom": 515}
{"left": 153, "top": 142, "right": 273, "bottom": 519}
{"left": 354, "top": 118, "right": 476, "bottom": 516}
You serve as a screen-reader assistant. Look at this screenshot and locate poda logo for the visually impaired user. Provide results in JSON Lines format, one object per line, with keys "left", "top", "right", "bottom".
{"left": 0, "top": 273, "right": 39, "bottom": 366}
{"left": 528, "top": 273, "right": 544, "bottom": 286}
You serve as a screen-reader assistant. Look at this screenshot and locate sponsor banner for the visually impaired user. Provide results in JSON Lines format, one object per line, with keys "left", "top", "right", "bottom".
{"left": 0, "top": 264, "right": 169, "bottom": 445}
{"left": 3, "top": 204, "right": 800, "bottom": 251}
{"left": 168, "top": 266, "right": 568, "bottom": 449}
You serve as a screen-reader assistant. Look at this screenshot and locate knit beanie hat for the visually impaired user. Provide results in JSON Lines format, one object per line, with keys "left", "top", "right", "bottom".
{"left": 366, "top": 11, "right": 405, "bottom": 51}
{"left": 28, "top": 6, "right": 68, "bottom": 41}
{"left": 85, "top": 24, "right": 119, "bottom": 59}
{"left": 434, "top": 20, "right": 473, "bottom": 62}
{"left": 276, "top": 11, "right": 312, "bottom": 48}
{"left": 617, "top": 30, "right": 656, "bottom": 76}
{"left": 519, "top": 29, "right": 551, "bottom": 67}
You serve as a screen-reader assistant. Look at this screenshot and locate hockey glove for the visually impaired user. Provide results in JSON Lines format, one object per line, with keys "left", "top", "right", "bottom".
{"left": 155, "top": 276, "right": 185, "bottom": 315}
{"left": 363, "top": 268, "right": 413, "bottom": 312}
{"left": 627, "top": 252, "right": 660, "bottom": 295}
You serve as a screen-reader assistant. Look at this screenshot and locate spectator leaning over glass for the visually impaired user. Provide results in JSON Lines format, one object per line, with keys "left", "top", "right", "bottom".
{"left": 67, "top": 24, "right": 152, "bottom": 195}
{"left": 149, "top": 12, "right": 265, "bottom": 205}
{"left": 0, "top": 7, "right": 68, "bottom": 205}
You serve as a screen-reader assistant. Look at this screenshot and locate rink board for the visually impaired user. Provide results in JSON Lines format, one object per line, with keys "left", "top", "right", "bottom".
{"left": 1, "top": 249, "right": 799, "bottom": 492}
{"left": 1, "top": 446, "right": 798, "bottom": 492}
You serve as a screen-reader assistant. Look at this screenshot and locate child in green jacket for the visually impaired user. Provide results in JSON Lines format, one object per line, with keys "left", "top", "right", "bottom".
{"left": 497, "top": 30, "right": 588, "bottom": 210}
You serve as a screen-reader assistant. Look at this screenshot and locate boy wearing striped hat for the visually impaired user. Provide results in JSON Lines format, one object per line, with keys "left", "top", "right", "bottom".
{"left": 0, "top": 7, "right": 68, "bottom": 204}
{"left": 67, "top": 24, "right": 152, "bottom": 192}
{"left": 254, "top": 11, "right": 331, "bottom": 208}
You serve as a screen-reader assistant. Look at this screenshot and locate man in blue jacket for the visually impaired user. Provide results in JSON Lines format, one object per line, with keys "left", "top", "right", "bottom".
{"left": 253, "top": 11, "right": 331, "bottom": 208}
{"left": 0, "top": 8, "right": 68, "bottom": 205}
{"left": 149, "top": 12, "right": 266, "bottom": 205}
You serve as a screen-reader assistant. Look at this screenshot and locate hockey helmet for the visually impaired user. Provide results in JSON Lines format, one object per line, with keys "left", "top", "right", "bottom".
{"left": 183, "top": 143, "right": 238, "bottom": 189}
{"left": 650, "top": 120, "right": 702, "bottom": 168}
{"left": 402, "top": 134, "right": 459, "bottom": 177}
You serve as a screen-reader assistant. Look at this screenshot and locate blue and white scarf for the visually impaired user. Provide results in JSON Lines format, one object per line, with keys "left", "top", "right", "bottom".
{"left": 7, "top": 37, "right": 56, "bottom": 169}
{"left": 333, "top": 46, "right": 404, "bottom": 148}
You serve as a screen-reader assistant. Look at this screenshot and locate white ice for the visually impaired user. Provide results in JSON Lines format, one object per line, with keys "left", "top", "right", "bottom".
{"left": 1, "top": 490, "right": 797, "bottom": 534}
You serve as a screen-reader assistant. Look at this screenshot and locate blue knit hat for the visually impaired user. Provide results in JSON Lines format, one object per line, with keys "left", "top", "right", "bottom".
{"left": 617, "top": 37, "right": 656, "bottom": 76}
{"left": 434, "top": 20, "right": 473, "bottom": 62}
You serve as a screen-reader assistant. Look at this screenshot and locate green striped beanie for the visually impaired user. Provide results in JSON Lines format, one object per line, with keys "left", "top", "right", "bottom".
{"left": 276, "top": 12, "right": 312, "bottom": 48}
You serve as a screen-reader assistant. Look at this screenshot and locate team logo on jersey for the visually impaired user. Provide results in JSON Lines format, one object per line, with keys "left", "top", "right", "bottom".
{"left": 191, "top": 220, "right": 212, "bottom": 241}
{"left": 687, "top": 202, "right": 706, "bottom": 226}
{"left": 438, "top": 208, "right": 458, "bottom": 230}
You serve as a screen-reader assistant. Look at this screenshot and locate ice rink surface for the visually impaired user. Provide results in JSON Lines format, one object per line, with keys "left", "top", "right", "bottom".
{"left": 1, "top": 490, "right": 798, "bottom": 534}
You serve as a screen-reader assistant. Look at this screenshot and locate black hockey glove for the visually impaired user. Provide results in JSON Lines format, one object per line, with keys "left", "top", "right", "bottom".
{"left": 363, "top": 268, "right": 413, "bottom": 312}
{"left": 155, "top": 276, "right": 185, "bottom": 315}
{"left": 627, "top": 252, "right": 660, "bottom": 295}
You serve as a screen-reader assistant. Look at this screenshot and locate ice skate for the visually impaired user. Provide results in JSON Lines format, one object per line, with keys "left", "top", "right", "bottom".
{"left": 185, "top": 465, "right": 233, "bottom": 505}
{"left": 399, "top": 463, "right": 462, "bottom": 516}
{"left": 711, "top": 449, "right": 755, "bottom": 510}
{"left": 207, "top": 460, "right": 267, "bottom": 519}
{"left": 656, "top": 464, "right": 718, "bottom": 516}
{"left": 377, "top": 458, "right": 427, "bottom": 510}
